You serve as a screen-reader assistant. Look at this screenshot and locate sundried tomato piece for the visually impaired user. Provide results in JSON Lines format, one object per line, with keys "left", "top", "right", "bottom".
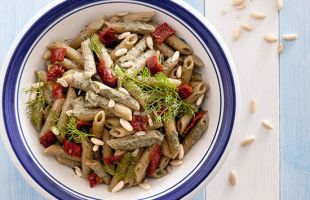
{"left": 47, "top": 64, "right": 65, "bottom": 81}
{"left": 97, "top": 60, "right": 118, "bottom": 88}
{"left": 103, "top": 155, "right": 122, "bottom": 165}
{"left": 178, "top": 84, "right": 193, "bottom": 100}
{"left": 50, "top": 48, "right": 66, "bottom": 63}
{"left": 183, "top": 111, "right": 205, "bottom": 135}
{"left": 99, "top": 27, "right": 117, "bottom": 47}
{"left": 88, "top": 172, "right": 103, "bottom": 188}
{"left": 131, "top": 115, "right": 149, "bottom": 131}
{"left": 52, "top": 82, "right": 64, "bottom": 99}
{"left": 63, "top": 139, "right": 82, "bottom": 158}
{"left": 147, "top": 144, "right": 161, "bottom": 176}
{"left": 152, "top": 23, "right": 175, "bottom": 44}
{"left": 76, "top": 119, "right": 93, "bottom": 129}
{"left": 146, "top": 55, "right": 163, "bottom": 75}
{"left": 39, "top": 131, "right": 56, "bottom": 148}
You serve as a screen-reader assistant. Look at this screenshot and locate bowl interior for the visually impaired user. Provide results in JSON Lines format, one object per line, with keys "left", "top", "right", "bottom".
{"left": 3, "top": 1, "right": 234, "bottom": 200}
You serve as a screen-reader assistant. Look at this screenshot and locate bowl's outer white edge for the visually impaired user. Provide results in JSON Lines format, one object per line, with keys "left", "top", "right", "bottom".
{"left": 0, "top": 0, "right": 241, "bottom": 199}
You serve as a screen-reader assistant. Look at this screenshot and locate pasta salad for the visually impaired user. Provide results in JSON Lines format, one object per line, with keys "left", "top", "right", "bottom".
{"left": 25, "top": 11, "right": 209, "bottom": 192}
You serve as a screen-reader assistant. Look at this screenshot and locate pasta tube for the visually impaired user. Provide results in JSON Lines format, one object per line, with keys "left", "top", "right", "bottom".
{"left": 122, "top": 12, "right": 156, "bottom": 23}
{"left": 154, "top": 42, "right": 174, "bottom": 58}
{"left": 102, "top": 128, "right": 113, "bottom": 165}
{"left": 81, "top": 139, "right": 94, "bottom": 178}
{"left": 163, "top": 119, "right": 180, "bottom": 159}
{"left": 127, "top": 49, "right": 156, "bottom": 75}
{"left": 105, "top": 21, "right": 155, "bottom": 34}
{"left": 165, "top": 35, "right": 193, "bottom": 55}
{"left": 56, "top": 156, "right": 81, "bottom": 168}
{"left": 118, "top": 36, "right": 147, "bottom": 64}
{"left": 81, "top": 38, "right": 96, "bottom": 78}
{"left": 185, "top": 81, "right": 208, "bottom": 104}
{"left": 110, "top": 34, "right": 138, "bottom": 61}
{"left": 162, "top": 56, "right": 179, "bottom": 76}
{"left": 44, "top": 144, "right": 81, "bottom": 162}
{"left": 86, "top": 159, "right": 112, "bottom": 184}
{"left": 92, "top": 111, "right": 105, "bottom": 138}
{"left": 181, "top": 55, "right": 194, "bottom": 84}
{"left": 134, "top": 147, "right": 152, "bottom": 183}
{"left": 177, "top": 114, "right": 192, "bottom": 134}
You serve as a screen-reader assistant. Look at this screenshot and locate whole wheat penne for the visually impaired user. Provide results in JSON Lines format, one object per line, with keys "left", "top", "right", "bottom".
{"left": 192, "top": 55, "right": 204, "bottom": 68}
{"left": 162, "top": 56, "right": 179, "bottom": 76}
{"left": 70, "top": 17, "right": 106, "bottom": 49}
{"left": 118, "top": 36, "right": 147, "bottom": 64}
{"left": 182, "top": 112, "right": 209, "bottom": 154}
{"left": 86, "top": 91, "right": 132, "bottom": 121}
{"left": 105, "top": 117, "right": 121, "bottom": 129}
{"left": 44, "top": 81, "right": 54, "bottom": 105}
{"left": 181, "top": 55, "right": 194, "bottom": 84}
{"left": 81, "top": 39, "right": 96, "bottom": 78}
{"left": 40, "top": 98, "right": 65, "bottom": 137}
{"left": 122, "top": 81, "right": 148, "bottom": 109}
{"left": 122, "top": 12, "right": 156, "bottom": 23}
{"left": 57, "top": 87, "right": 76, "bottom": 142}
{"left": 190, "top": 71, "right": 203, "bottom": 82}
{"left": 164, "top": 119, "right": 180, "bottom": 159}
{"left": 56, "top": 156, "right": 81, "bottom": 168}
{"left": 86, "top": 159, "right": 112, "bottom": 184}
{"left": 48, "top": 41, "right": 84, "bottom": 66}
{"left": 134, "top": 146, "right": 152, "bottom": 183}
{"left": 43, "top": 105, "right": 52, "bottom": 122}
{"left": 185, "top": 81, "right": 208, "bottom": 104}
{"left": 55, "top": 58, "right": 82, "bottom": 70}
{"left": 44, "top": 144, "right": 81, "bottom": 162}
{"left": 110, "top": 34, "right": 138, "bottom": 61}
{"left": 177, "top": 114, "right": 192, "bottom": 134}
{"left": 35, "top": 70, "right": 47, "bottom": 84}
{"left": 92, "top": 111, "right": 105, "bottom": 138}
{"left": 105, "top": 21, "right": 155, "bottom": 34}
{"left": 107, "top": 130, "right": 164, "bottom": 151}
{"left": 151, "top": 168, "right": 168, "bottom": 178}
{"left": 127, "top": 49, "right": 156, "bottom": 75}
{"left": 146, "top": 121, "right": 163, "bottom": 131}
{"left": 155, "top": 42, "right": 174, "bottom": 58}
{"left": 161, "top": 137, "right": 173, "bottom": 158}
{"left": 81, "top": 139, "right": 94, "bottom": 178}
{"left": 109, "top": 126, "right": 133, "bottom": 138}
{"left": 165, "top": 35, "right": 193, "bottom": 55}
{"left": 159, "top": 156, "right": 170, "bottom": 170}
{"left": 102, "top": 128, "right": 113, "bottom": 165}
{"left": 124, "top": 149, "right": 144, "bottom": 187}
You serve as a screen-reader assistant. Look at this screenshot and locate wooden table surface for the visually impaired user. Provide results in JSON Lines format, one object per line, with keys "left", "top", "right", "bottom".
{"left": 0, "top": 0, "right": 309, "bottom": 199}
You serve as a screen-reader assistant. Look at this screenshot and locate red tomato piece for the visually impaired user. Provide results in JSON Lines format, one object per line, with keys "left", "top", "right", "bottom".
{"left": 99, "top": 27, "right": 117, "bottom": 47}
{"left": 63, "top": 139, "right": 82, "bottom": 158}
{"left": 146, "top": 55, "right": 163, "bottom": 75}
{"left": 88, "top": 172, "right": 103, "bottom": 188}
{"left": 178, "top": 84, "right": 193, "bottom": 100}
{"left": 52, "top": 83, "right": 64, "bottom": 99}
{"left": 50, "top": 48, "right": 66, "bottom": 63}
{"left": 76, "top": 119, "right": 93, "bottom": 129}
{"left": 47, "top": 64, "right": 65, "bottom": 81}
{"left": 147, "top": 144, "right": 161, "bottom": 176}
{"left": 97, "top": 60, "right": 118, "bottom": 88}
{"left": 131, "top": 115, "right": 149, "bottom": 131}
{"left": 183, "top": 111, "right": 205, "bottom": 135}
{"left": 103, "top": 155, "right": 122, "bottom": 165}
{"left": 152, "top": 23, "right": 175, "bottom": 44}
{"left": 39, "top": 131, "right": 56, "bottom": 148}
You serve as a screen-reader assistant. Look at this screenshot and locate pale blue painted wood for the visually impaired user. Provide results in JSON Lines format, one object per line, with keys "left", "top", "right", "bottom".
{"left": 280, "top": 1, "right": 310, "bottom": 199}
{"left": 0, "top": 0, "right": 205, "bottom": 199}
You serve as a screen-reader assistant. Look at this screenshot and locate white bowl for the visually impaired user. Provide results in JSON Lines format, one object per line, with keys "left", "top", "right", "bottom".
{"left": 0, "top": 0, "right": 239, "bottom": 199}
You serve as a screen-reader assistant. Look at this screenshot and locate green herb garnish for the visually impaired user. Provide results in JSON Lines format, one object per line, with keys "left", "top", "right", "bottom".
{"left": 115, "top": 66, "right": 197, "bottom": 122}
{"left": 50, "top": 111, "right": 60, "bottom": 126}
{"left": 89, "top": 34, "right": 103, "bottom": 58}
{"left": 24, "top": 81, "right": 45, "bottom": 128}
{"left": 62, "top": 117, "right": 93, "bottom": 143}
{"left": 114, "top": 152, "right": 135, "bottom": 181}
{"left": 103, "top": 164, "right": 116, "bottom": 176}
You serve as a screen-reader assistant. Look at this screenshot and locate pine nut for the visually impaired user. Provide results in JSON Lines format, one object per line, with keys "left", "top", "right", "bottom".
{"left": 241, "top": 23, "right": 253, "bottom": 32}
{"left": 74, "top": 166, "right": 82, "bottom": 177}
{"left": 50, "top": 126, "right": 60, "bottom": 136}
{"left": 168, "top": 78, "right": 182, "bottom": 87}
{"left": 121, "top": 61, "right": 134, "bottom": 68}
{"left": 30, "top": 92, "right": 37, "bottom": 101}
{"left": 229, "top": 170, "right": 237, "bottom": 186}
{"left": 146, "top": 36, "right": 154, "bottom": 49}
{"left": 111, "top": 180, "right": 125, "bottom": 193}
{"left": 118, "top": 87, "right": 130, "bottom": 95}
{"left": 250, "top": 98, "right": 257, "bottom": 113}
{"left": 132, "top": 149, "right": 140, "bottom": 156}
{"left": 66, "top": 110, "right": 73, "bottom": 116}
{"left": 170, "top": 160, "right": 183, "bottom": 166}
{"left": 232, "top": 0, "right": 245, "bottom": 6}
{"left": 115, "top": 48, "right": 128, "bottom": 57}
{"left": 93, "top": 145, "right": 99, "bottom": 152}
{"left": 262, "top": 120, "right": 274, "bottom": 130}
{"left": 176, "top": 65, "right": 182, "bottom": 79}
{"left": 283, "top": 34, "right": 298, "bottom": 41}
{"left": 278, "top": 43, "right": 284, "bottom": 54}
{"left": 171, "top": 51, "right": 180, "bottom": 62}
{"left": 139, "top": 182, "right": 151, "bottom": 190}
{"left": 264, "top": 35, "right": 278, "bottom": 43}
{"left": 196, "top": 95, "right": 204, "bottom": 106}
{"left": 118, "top": 32, "right": 131, "bottom": 40}
{"left": 148, "top": 115, "right": 154, "bottom": 127}
{"left": 134, "top": 131, "right": 146, "bottom": 136}
{"left": 178, "top": 144, "right": 184, "bottom": 160}
{"left": 235, "top": 2, "right": 246, "bottom": 10}
{"left": 114, "top": 150, "right": 126, "bottom": 156}
{"left": 233, "top": 27, "right": 241, "bottom": 41}
{"left": 240, "top": 136, "right": 256, "bottom": 147}
{"left": 91, "top": 137, "right": 104, "bottom": 146}
{"left": 120, "top": 118, "right": 133, "bottom": 131}
{"left": 276, "top": 0, "right": 283, "bottom": 10}
{"left": 251, "top": 11, "right": 266, "bottom": 19}
{"left": 116, "top": 12, "right": 128, "bottom": 17}
{"left": 108, "top": 99, "right": 115, "bottom": 108}
{"left": 57, "top": 78, "right": 68, "bottom": 87}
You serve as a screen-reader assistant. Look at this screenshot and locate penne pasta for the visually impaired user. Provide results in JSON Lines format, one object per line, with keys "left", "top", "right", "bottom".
{"left": 105, "top": 21, "right": 155, "bottom": 34}
{"left": 105, "top": 117, "right": 121, "bottom": 129}
{"left": 110, "top": 34, "right": 138, "bottom": 61}
{"left": 192, "top": 55, "right": 204, "bottom": 68}
{"left": 134, "top": 146, "right": 152, "bottom": 183}
{"left": 159, "top": 156, "right": 170, "bottom": 170}
{"left": 122, "top": 81, "right": 148, "bottom": 109}
{"left": 109, "top": 126, "right": 133, "bottom": 138}
{"left": 118, "top": 36, "right": 147, "bottom": 64}
{"left": 81, "top": 38, "right": 97, "bottom": 78}
{"left": 165, "top": 35, "right": 193, "bottom": 55}
{"left": 86, "top": 159, "right": 112, "bottom": 184}
{"left": 181, "top": 55, "right": 194, "bottom": 84}
{"left": 154, "top": 42, "right": 174, "bottom": 58}
{"left": 162, "top": 55, "right": 179, "bottom": 76}
{"left": 56, "top": 156, "right": 81, "bottom": 168}
{"left": 127, "top": 49, "right": 156, "bottom": 75}
{"left": 102, "top": 128, "right": 113, "bottom": 165}
{"left": 81, "top": 139, "right": 94, "bottom": 178}
{"left": 122, "top": 12, "right": 156, "bottom": 23}
{"left": 177, "top": 114, "right": 192, "bottom": 134}
{"left": 185, "top": 81, "right": 209, "bottom": 104}
{"left": 44, "top": 144, "right": 81, "bottom": 162}
{"left": 92, "top": 111, "right": 105, "bottom": 138}
{"left": 164, "top": 119, "right": 180, "bottom": 159}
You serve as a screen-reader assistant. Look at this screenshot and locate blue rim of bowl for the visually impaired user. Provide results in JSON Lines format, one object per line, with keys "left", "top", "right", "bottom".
{"left": 2, "top": 0, "right": 236, "bottom": 199}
